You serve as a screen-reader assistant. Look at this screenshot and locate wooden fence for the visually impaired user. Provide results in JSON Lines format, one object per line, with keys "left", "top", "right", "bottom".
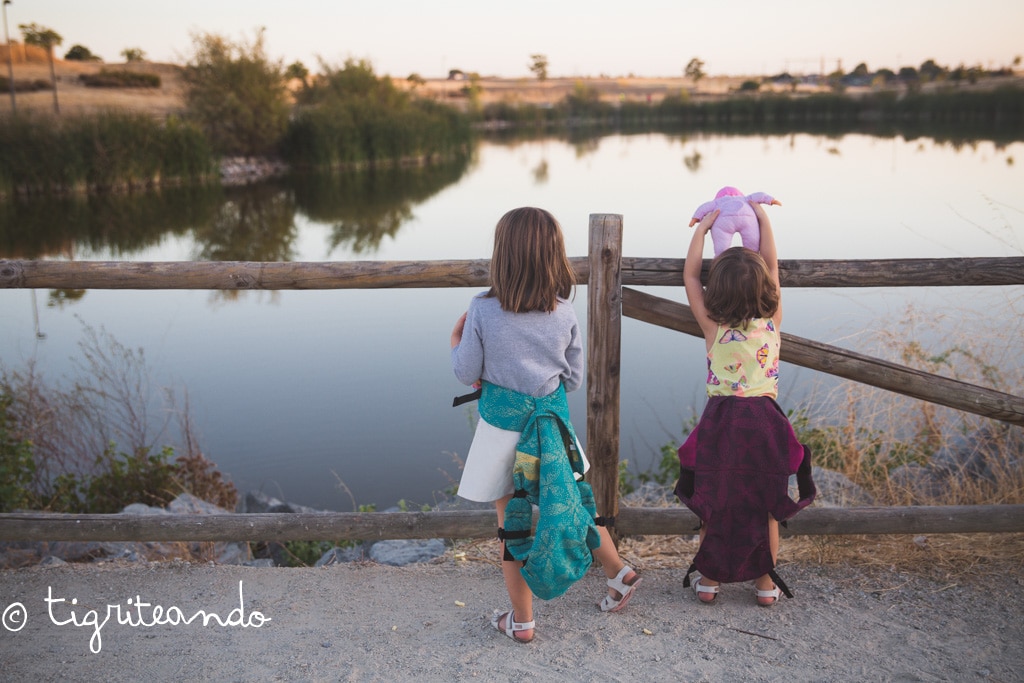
{"left": 1, "top": 214, "right": 1023, "bottom": 543}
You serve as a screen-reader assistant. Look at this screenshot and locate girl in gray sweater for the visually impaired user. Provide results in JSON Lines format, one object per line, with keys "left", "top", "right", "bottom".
{"left": 451, "top": 207, "right": 640, "bottom": 643}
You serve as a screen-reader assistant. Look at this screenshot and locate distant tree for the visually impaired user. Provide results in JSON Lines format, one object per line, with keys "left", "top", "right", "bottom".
{"left": 19, "top": 23, "right": 63, "bottom": 113}
{"left": 898, "top": 66, "right": 920, "bottom": 92}
{"left": 897, "top": 66, "right": 919, "bottom": 82}
{"left": 738, "top": 79, "right": 760, "bottom": 92}
{"left": 919, "top": 59, "right": 947, "bottom": 83}
{"left": 406, "top": 72, "right": 426, "bottom": 89}
{"left": 851, "top": 62, "right": 870, "bottom": 79}
{"left": 65, "top": 44, "right": 102, "bottom": 62}
{"left": 297, "top": 58, "right": 402, "bottom": 106}
{"left": 874, "top": 68, "right": 896, "bottom": 84}
{"left": 285, "top": 60, "right": 309, "bottom": 88}
{"left": 685, "top": 57, "right": 706, "bottom": 85}
{"left": 180, "top": 28, "right": 289, "bottom": 156}
{"left": 529, "top": 54, "right": 549, "bottom": 82}
{"left": 121, "top": 47, "right": 146, "bottom": 63}
{"left": 826, "top": 68, "right": 846, "bottom": 93}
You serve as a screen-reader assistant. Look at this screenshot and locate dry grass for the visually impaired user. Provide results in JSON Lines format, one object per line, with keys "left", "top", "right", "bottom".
{"left": 447, "top": 532, "right": 1024, "bottom": 586}
{"left": 2, "top": 59, "right": 187, "bottom": 117}
{"left": 0, "top": 56, "right": 842, "bottom": 119}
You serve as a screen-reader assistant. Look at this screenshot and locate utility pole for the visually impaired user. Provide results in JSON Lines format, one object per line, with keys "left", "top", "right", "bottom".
{"left": 2, "top": 0, "right": 14, "bottom": 112}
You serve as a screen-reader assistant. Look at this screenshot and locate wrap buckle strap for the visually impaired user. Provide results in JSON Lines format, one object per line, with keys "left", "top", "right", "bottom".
{"left": 497, "top": 526, "right": 531, "bottom": 541}
{"left": 451, "top": 388, "right": 482, "bottom": 407}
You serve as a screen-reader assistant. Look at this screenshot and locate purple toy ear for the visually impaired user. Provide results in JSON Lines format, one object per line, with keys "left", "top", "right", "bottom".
{"left": 715, "top": 186, "right": 743, "bottom": 199}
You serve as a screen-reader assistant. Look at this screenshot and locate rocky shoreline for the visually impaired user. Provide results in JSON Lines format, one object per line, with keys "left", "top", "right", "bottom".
{"left": 2, "top": 423, "right": 1017, "bottom": 571}
{"left": 0, "top": 465, "right": 873, "bottom": 571}
{"left": 218, "top": 156, "right": 290, "bottom": 186}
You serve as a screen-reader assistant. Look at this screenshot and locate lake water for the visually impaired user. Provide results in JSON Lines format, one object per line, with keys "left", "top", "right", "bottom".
{"left": 1, "top": 131, "right": 1022, "bottom": 511}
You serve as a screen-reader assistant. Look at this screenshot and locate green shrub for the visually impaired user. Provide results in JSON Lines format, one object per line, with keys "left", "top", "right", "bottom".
{"left": 180, "top": 29, "right": 289, "bottom": 156}
{"left": 282, "top": 59, "right": 473, "bottom": 169}
{"left": 47, "top": 445, "right": 180, "bottom": 513}
{"left": 0, "top": 393, "right": 36, "bottom": 512}
{"left": 0, "top": 324, "right": 237, "bottom": 514}
{"left": 80, "top": 69, "right": 162, "bottom": 88}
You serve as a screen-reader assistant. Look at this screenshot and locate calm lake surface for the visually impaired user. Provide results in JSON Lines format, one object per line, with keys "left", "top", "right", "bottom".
{"left": 1, "top": 132, "right": 1022, "bottom": 510}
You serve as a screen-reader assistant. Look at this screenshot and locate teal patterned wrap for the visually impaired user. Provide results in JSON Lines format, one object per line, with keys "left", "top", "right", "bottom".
{"left": 479, "top": 381, "right": 602, "bottom": 600}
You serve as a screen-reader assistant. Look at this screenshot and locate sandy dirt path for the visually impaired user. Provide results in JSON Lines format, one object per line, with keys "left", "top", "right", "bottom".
{"left": 1, "top": 558, "right": 1021, "bottom": 682}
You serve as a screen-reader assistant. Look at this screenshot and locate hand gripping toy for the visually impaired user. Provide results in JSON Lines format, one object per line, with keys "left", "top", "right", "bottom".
{"left": 689, "top": 186, "right": 781, "bottom": 256}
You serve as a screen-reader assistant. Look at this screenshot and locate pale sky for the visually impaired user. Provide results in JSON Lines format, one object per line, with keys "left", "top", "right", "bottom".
{"left": 9, "top": 0, "right": 1024, "bottom": 79}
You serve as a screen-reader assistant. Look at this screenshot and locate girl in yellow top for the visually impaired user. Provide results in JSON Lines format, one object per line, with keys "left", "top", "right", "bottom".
{"left": 676, "top": 202, "right": 815, "bottom": 607}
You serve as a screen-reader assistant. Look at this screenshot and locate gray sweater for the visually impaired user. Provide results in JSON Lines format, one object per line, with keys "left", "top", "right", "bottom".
{"left": 452, "top": 293, "right": 583, "bottom": 398}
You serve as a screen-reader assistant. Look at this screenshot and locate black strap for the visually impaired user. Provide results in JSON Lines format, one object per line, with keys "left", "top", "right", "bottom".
{"left": 595, "top": 515, "right": 615, "bottom": 528}
{"left": 682, "top": 562, "right": 698, "bottom": 588}
{"left": 452, "top": 388, "right": 482, "bottom": 407}
{"left": 769, "top": 569, "right": 794, "bottom": 599}
{"left": 497, "top": 526, "right": 531, "bottom": 541}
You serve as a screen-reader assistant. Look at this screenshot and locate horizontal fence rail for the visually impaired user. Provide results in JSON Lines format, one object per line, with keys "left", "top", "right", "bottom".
{"left": 3, "top": 256, "right": 1023, "bottom": 290}
{"left": 1, "top": 233, "right": 1021, "bottom": 547}
{"left": 621, "top": 287, "right": 1024, "bottom": 427}
{"left": 1, "top": 505, "right": 1022, "bottom": 543}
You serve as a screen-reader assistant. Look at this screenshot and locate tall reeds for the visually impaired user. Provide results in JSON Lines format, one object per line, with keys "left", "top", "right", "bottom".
{"left": 478, "top": 85, "right": 1024, "bottom": 142}
{"left": 0, "top": 111, "right": 216, "bottom": 197}
{"left": 283, "top": 95, "right": 473, "bottom": 169}
{"left": 281, "top": 59, "right": 473, "bottom": 170}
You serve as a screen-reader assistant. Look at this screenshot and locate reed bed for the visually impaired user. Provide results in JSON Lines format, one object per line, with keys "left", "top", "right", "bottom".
{"left": 0, "top": 111, "right": 216, "bottom": 197}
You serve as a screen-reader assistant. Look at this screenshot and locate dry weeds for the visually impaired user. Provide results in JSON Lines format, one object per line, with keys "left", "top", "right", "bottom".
{"left": 448, "top": 531, "right": 1024, "bottom": 588}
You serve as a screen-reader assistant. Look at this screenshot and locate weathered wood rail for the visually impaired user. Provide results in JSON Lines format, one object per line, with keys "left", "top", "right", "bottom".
{"left": 621, "top": 288, "right": 1024, "bottom": 427}
{"left": 2, "top": 505, "right": 1023, "bottom": 542}
{"left": 1, "top": 214, "right": 1022, "bottom": 545}
{"left": 3, "top": 256, "right": 1022, "bottom": 290}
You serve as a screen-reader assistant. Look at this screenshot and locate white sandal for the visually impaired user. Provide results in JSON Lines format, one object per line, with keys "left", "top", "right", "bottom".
{"left": 599, "top": 565, "right": 641, "bottom": 613}
{"left": 491, "top": 610, "right": 535, "bottom": 643}
{"left": 692, "top": 573, "right": 720, "bottom": 603}
{"left": 755, "top": 584, "right": 781, "bottom": 607}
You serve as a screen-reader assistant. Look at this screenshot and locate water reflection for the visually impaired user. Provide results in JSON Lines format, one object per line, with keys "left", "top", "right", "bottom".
{"left": 288, "top": 157, "right": 474, "bottom": 256}
{"left": 0, "top": 186, "right": 216, "bottom": 259}
{"left": 194, "top": 184, "right": 298, "bottom": 262}
{"left": 0, "top": 154, "right": 474, "bottom": 263}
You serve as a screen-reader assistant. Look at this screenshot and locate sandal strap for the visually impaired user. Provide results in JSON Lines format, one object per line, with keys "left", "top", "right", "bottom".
{"left": 505, "top": 611, "right": 535, "bottom": 632}
{"left": 693, "top": 577, "right": 720, "bottom": 594}
{"left": 606, "top": 565, "right": 635, "bottom": 593}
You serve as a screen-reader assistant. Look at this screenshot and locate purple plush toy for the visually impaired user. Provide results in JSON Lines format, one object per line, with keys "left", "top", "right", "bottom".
{"left": 690, "top": 186, "right": 781, "bottom": 256}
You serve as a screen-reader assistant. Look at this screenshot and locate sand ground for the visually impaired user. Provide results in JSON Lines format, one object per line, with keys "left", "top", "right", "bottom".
{"left": 1, "top": 549, "right": 1022, "bottom": 682}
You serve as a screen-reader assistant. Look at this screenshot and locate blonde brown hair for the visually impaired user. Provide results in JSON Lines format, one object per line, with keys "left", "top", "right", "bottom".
{"left": 487, "top": 207, "right": 576, "bottom": 313}
{"left": 703, "top": 246, "right": 779, "bottom": 329}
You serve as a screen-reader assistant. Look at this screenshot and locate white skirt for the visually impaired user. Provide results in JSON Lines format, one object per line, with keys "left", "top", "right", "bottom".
{"left": 457, "top": 418, "right": 589, "bottom": 503}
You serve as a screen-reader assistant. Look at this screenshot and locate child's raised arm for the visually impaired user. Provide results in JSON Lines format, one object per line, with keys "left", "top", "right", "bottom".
{"left": 750, "top": 201, "right": 782, "bottom": 326}
{"left": 685, "top": 209, "right": 720, "bottom": 347}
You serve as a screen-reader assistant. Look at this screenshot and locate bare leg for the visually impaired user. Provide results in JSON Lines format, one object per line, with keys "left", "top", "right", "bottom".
{"left": 754, "top": 517, "right": 781, "bottom": 604}
{"left": 695, "top": 523, "right": 719, "bottom": 602}
{"left": 592, "top": 526, "right": 638, "bottom": 601}
{"left": 494, "top": 495, "right": 534, "bottom": 640}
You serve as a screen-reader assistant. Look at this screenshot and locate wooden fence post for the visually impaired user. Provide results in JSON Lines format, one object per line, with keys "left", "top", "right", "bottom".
{"left": 586, "top": 214, "right": 624, "bottom": 543}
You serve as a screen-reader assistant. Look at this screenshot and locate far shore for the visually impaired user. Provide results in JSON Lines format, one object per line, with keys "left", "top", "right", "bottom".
{"left": 4, "top": 56, "right": 1021, "bottom": 118}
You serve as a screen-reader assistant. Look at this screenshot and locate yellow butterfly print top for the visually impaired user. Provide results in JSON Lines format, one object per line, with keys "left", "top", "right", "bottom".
{"left": 705, "top": 318, "right": 780, "bottom": 398}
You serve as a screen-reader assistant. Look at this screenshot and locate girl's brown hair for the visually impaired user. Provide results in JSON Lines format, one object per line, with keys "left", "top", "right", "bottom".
{"left": 487, "top": 207, "right": 576, "bottom": 313}
{"left": 703, "top": 246, "right": 779, "bottom": 328}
